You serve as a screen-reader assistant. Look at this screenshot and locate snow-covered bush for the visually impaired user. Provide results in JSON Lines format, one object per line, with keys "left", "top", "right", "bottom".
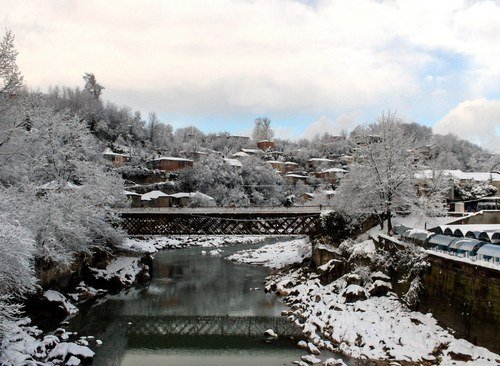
{"left": 178, "top": 155, "right": 285, "bottom": 206}
{"left": 454, "top": 179, "right": 497, "bottom": 200}
{"left": 321, "top": 211, "right": 370, "bottom": 243}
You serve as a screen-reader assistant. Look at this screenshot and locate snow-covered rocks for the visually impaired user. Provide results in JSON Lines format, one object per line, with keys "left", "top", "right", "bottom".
{"left": 91, "top": 256, "right": 148, "bottom": 288}
{"left": 67, "top": 281, "right": 108, "bottom": 303}
{"left": 340, "top": 285, "right": 367, "bottom": 303}
{"left": 43, "top": 290, "right": 78, "bottom": 315}
{"left": 118, "top": 237, "right": 157, "bottom": 253}
{"left": 301, "top": 354, "right": 321, "bottom": 364}
{"left": 66, "top": 355, "right": 82, "bottom": 365}
{"left": 347, "top": 240, "right": 376, "bottom": 262}
{"left": 323, "top": 358, "right": 346, "bottom": 366}
{"left": 209, "top": 248, "right": 223, "bottom": 256}
{"left": 0, "top": 319, "right": 96, "bottom": 366}
{"left": 293, "top": 361, "right": 309, "bottom": 366}
{"left": 371, "top": 271, "right": 390, "bottom": 282}
{"left": 367, "top": 280, "right": 392, "bottom": 297}
{"left": 228, "top": 237, "right": 311, "bottom": 269}
{"left": 47, "top": 342, "right": 95, "bottom": 362}
{"left": 264, "top": 329, "right": 278, "bottom": 338}
{"left": 297, "top": 340, "right": 308, "bottom": 349}
{"left": 307, "top": 342, "right": 321, "bottom": 355}
{"left": 266, "top": 267, "right": 500, "bottom": 364}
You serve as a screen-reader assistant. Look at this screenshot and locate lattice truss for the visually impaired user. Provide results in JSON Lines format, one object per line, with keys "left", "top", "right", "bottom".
{"left": 121, "top": 213, "right": 320, "bottom": 235}
{"left": 126, "top": 315, "right": 302, "bottom": 337}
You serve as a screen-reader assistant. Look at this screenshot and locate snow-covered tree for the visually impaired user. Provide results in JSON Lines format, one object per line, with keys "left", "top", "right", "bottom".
{"left": 240, "top": 156, "right": 285, "bottom": 206}
{"left": 334, "top": 113, "right": 422, "bottom": 234}
{"left": 178, "top": 155, "right": 247, "bottom": 206}
{"left": 83, "top": 72, "right": 104, "bottom": 100}
{"left": 0, "top": 212, "right": 35, "bottom": 297}
{"left": 0, "top": 30, "right": 23, "bottom": 97}
{"left": 0, "top": 190, "right": 36, "bottom": 340}
{"left": 0, "top": 30, "right": 25, "bottom": 153}
{"left": 0, "top": 93, "right": 125, "bottom": 265}
{"left": 252, "top": 117, "right": 274, "bottom": 141}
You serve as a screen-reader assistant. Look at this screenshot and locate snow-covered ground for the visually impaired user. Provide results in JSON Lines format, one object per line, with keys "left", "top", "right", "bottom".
{"left": 228, "top": 237, "right": 311, "bottom": 269}
{"left": 117, "top": 235, "right": 267, "bottom": 253}
{"left": 230, "top": 237, "right": 500, "bottom": 365}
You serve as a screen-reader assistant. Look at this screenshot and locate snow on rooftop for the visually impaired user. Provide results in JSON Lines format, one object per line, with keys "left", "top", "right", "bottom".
{"left": 141, "top": 190, "right": 169, "bottom": 201}
{"left": 285, "top": 174, "right": 308, "bottom": 179}
{"left": 102, "top": 148, "right": 128, "bottom": 157}
{"left": 309, "top": 158, "right": 336, "bottom": 163}
{"left": 436, "top": 224, "right": 500, "bottom": 242}
{"left": 285, "top": 161, "right": 298, "bottom": 165}
{"left": 232, "top": 151, "right": 249, "bottom": 157}
{"left": 223, "top": 158, "right": 243, "bottom": 167}
{"left": 415, "top": 169, "right": 500, "bottom": 181}
{"left": 150, "top": 156, "right": 193, "bottom": 162}
{"left": 170, "top": 191, "right": 215, "bottom": 200}
{"left": 438, "top": 224, "right": 500, "bottom": 233}
{"left": 241, "top": 148, "right": 263, "bottom": 154}
{"left": 123, "top": 190, "right": 140, "bottom": 196}
{"left": 321, "top": 168, "right": 348, "bottom": 173}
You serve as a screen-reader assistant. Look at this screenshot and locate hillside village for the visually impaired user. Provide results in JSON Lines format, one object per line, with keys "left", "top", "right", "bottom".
{"left": 101, "top": 130, "right": 500, "bottom": 211}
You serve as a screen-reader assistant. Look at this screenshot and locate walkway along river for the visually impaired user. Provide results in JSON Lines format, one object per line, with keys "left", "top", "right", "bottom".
{"left": 65, "top": 237, "right": 356, "bottom": 366}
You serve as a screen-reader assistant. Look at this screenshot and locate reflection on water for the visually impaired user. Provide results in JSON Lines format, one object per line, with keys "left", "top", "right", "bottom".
{"left": 67, "top": 238, "right": 315, "bottom": 366}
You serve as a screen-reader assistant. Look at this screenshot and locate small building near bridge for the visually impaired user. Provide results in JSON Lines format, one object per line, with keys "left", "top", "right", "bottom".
{"left": 312, "top": 167, "right": 347, "bottom": 184}
{"left": 140, "top": 190, "right": 171, "bottom": 208}
{"left": 170, "top": 192, "right": 216, "bottom": 207}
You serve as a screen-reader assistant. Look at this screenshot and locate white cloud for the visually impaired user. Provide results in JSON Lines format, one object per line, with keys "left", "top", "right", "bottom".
{"left": 433, "top": 98, "right": 500, "bottom": 151}
{"left": 0, "top": 0, "right": 442, "bottom": 113}
{"left": 1, "top": 0, "right": 499, "bottom": 119}
{"left": 303, "top": 112, "right": 360, "bottom": 139}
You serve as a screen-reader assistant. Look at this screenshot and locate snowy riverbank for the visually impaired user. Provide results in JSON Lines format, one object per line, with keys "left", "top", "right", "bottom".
{"left": 229, "top": 237, "right": 500, "bottom": 365}
{"left": 228, "top": 236, "right": 312, "bottom": 268}
{"left": 117, "top": 235, "right": 268, "bottom": 253}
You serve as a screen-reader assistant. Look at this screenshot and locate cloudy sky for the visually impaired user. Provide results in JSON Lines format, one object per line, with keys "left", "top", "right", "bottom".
{"left": 2, "top": 0, "right": 499, "bottom": 150}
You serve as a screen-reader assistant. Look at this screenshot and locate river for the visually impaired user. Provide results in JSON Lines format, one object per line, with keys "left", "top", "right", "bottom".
{"left": 66, "top": 237, "right": 355, "bottom": 366}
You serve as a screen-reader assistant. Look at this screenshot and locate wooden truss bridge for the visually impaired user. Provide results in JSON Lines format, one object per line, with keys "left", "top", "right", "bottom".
{"left": 118, "top": 207, "right": 321, "bottom": 236}
{"left": 123, "top": 315, "right": 302, "bottom": 337}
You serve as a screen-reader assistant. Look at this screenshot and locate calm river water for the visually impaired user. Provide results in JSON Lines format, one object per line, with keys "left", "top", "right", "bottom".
{"left": 67, "top": 238, "right": 355, "bottom": 366}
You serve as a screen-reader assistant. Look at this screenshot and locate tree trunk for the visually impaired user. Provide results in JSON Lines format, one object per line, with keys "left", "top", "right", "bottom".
{"left": 386, "top": 209, "right": 393, "bottom": 235}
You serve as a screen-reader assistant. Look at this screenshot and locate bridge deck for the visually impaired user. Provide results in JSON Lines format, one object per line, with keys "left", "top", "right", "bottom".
{"left": 118, "top": 207, "right": 323, "bottom": 235}
{"left": 117, "top": 207, "right": 324, "bottom": 215}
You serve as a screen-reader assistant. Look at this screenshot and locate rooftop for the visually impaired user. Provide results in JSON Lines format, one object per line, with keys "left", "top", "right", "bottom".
{"left": 150, "top": 156, "right": 193, "bottom": 162}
